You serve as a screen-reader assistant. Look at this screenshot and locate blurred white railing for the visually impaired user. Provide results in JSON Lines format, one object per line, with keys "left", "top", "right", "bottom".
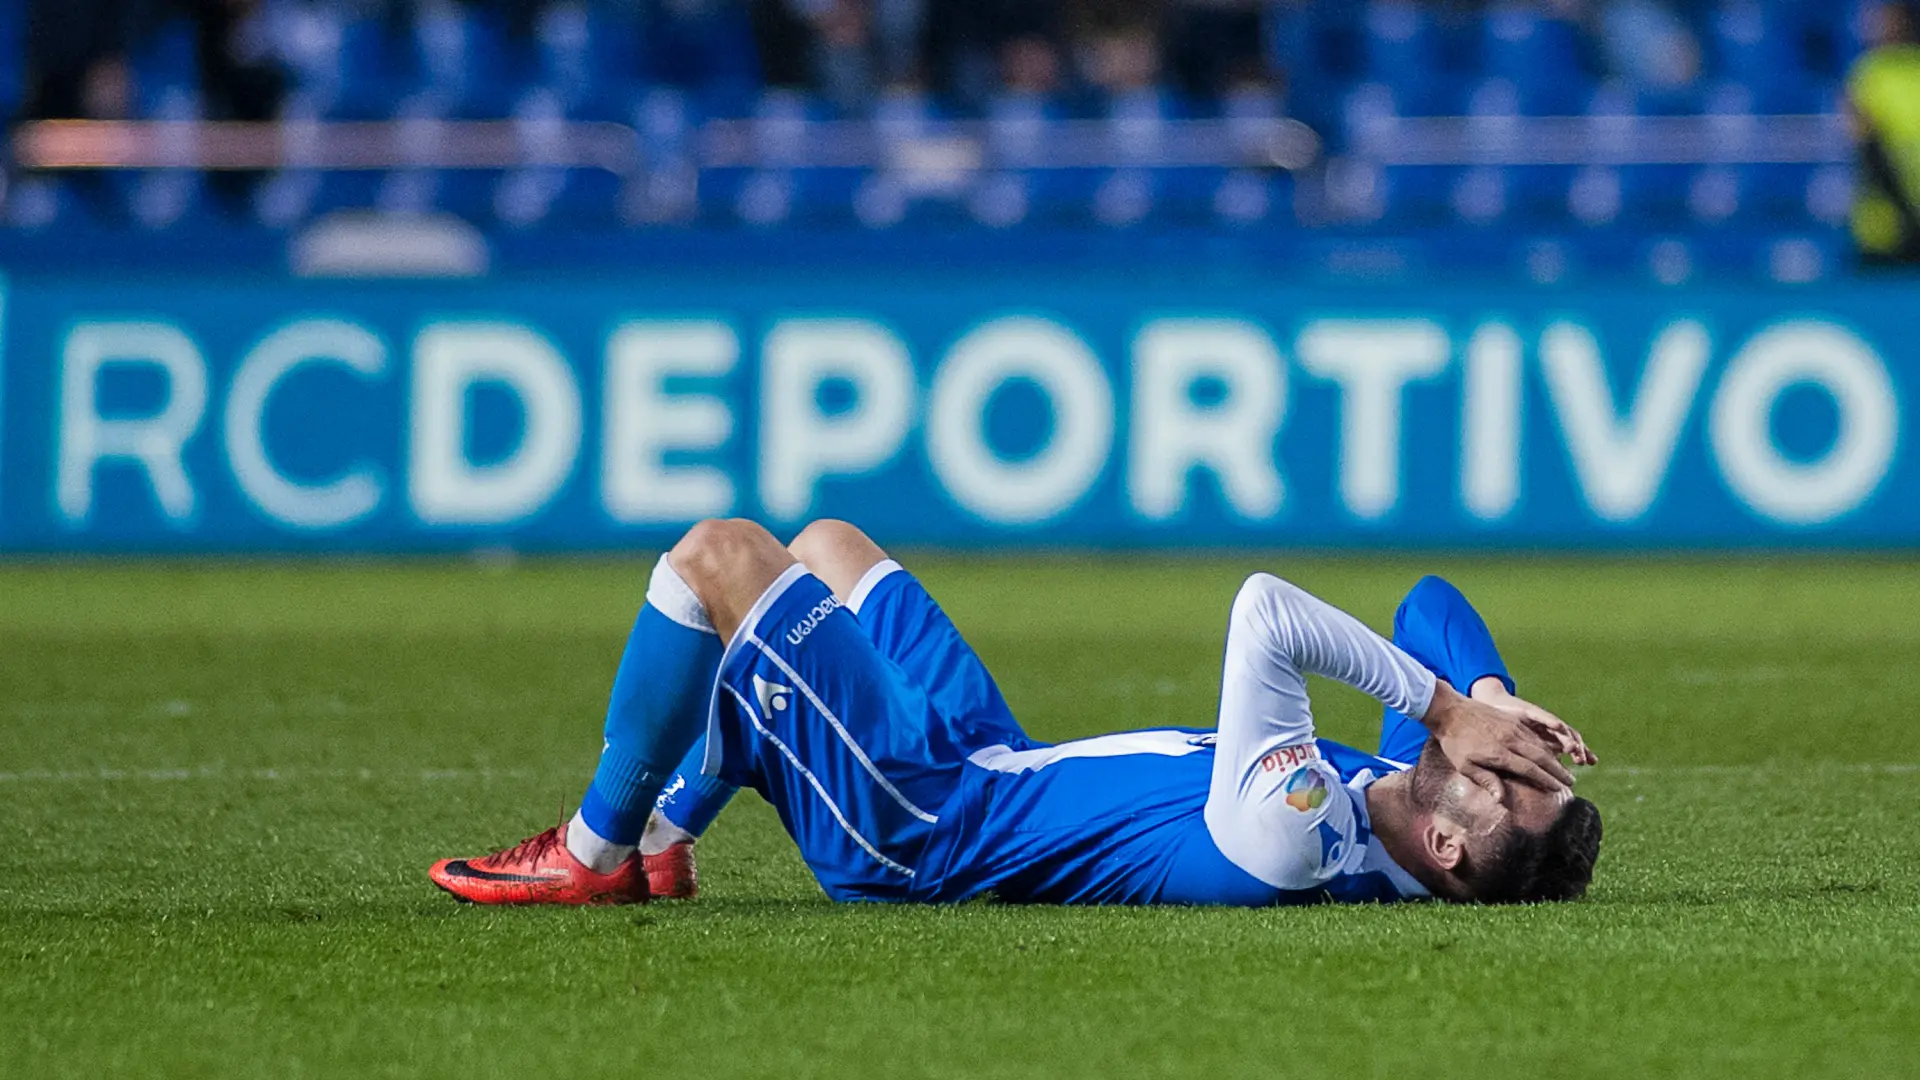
{"left": 10, "top": 112, "right": 1849, "bottom": 177}
{"left": 1351, "top": 114, "right": 1848, "bottom": 166}
{"left": 8, "top": 116, "right": 1323, "bottom": 174}
{"left": 11, "top": 120, "right": 642, "bottom": 173}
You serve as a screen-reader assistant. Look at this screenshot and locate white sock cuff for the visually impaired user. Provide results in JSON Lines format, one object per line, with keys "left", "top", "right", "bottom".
{"left": 639, "top": 813, "right": 697, "bottom": 857}
{"left": 647, "top": 553, "right": 716, "bottom": 634}
{"left": 566, "top": 811, "right": 637, "bottom": 874}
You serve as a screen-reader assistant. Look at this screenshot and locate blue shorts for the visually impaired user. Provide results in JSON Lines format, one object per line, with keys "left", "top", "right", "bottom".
{"left": 703, "top": 560, "right": 1038, "bottom": 901}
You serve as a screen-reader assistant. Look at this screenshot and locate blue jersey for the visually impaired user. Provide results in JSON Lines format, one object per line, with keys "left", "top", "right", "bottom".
{"left": 914, "top": 732, "right": 1421, "bottom": 906}
{"left": 701, "top": 562, "right": 1439, "bottom": 907}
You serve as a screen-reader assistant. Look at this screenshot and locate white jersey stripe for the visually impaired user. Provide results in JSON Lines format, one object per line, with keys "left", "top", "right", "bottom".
{"left": 969, "top": 730, "right": 1211, "bottom": 775}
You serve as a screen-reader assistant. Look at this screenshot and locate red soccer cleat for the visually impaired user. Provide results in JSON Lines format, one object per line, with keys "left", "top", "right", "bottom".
{"left": 429, "top": 821, "right": 650, "bottom": 906}
{"left": 643, "top": 841, "right": 698, "bottom": 899}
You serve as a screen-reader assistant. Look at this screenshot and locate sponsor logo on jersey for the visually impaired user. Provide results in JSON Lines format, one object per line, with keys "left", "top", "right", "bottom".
{"left": 1282, "top": 766, "right": 1329, "bottom": 812}
{"left": 1259, "top": 742, "right": 1321, "bottom": 774}
{"left": 785, "top": 595, "right": 844, "bottom": 646}
{"left": 753, "top": 673, "right": 793, "bottom": 716}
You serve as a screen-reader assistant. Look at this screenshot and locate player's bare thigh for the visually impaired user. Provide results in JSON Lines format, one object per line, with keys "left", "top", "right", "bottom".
{"left": 669, "top": 519, "right": 798, "bottom": 641}
{"left": 787, "top": 519, "right": 889, "bottom": 602}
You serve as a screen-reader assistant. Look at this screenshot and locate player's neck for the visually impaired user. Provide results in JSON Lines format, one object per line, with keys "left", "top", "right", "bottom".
{"left": 1365, "top": 773, "right": 1448, "bottom": 896}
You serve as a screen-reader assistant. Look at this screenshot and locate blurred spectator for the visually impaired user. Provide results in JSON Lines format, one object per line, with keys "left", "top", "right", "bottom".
{"left": 1080, "top": 23, "right": 1161, "bottom": 98}
{"left": 193, "top": 0, "right": 288, "bottom": 212}
{"left": 1064, "top": 0, "right": 1163, "bottom": 104}
{"left": 195, "top": 0, "right": 286, "bottom": 125}
{"left": 871, "top": 0, "right": 926, "bottom": 88}
{"left": 1593, "top": 0, "right": 1700, "bottom": 95}
{"left": 925, "top": 0, "right": 1064, "bottom": 106}
{"left": 1848, "top": 0, "right": 1920, "bottom": 265}
{"left": 24, "top": 0, "right": 285, "bottom": 121}
{"left": 809, "top": 1, "right": 876, "bottom": 108}
{"left": 1164, "top": 0, "right": 1270, "bottom": 100}
{"left": 750, "top": 0, "right": 924, "bottom": 111}
{"left": 750, "top": 0, "right": 813, "bottom": 89}
{"left": 1000, "top": 34, "right": 1064, "bottom": 95}
{"left": 22, "top": 0, "right": 136, "bottom": 120}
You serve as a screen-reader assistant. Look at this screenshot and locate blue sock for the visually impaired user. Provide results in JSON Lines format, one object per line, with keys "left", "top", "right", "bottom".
{"left": 654, "top": 735, "right": 739, "bottom": 839}
{"left": 577, "top": 554, "right": 723, "bottom": 847}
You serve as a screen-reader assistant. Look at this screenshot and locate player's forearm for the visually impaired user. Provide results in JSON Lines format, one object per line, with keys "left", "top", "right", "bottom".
{"left": 1251, "top": 576, "right": 1437, "bottom": 720}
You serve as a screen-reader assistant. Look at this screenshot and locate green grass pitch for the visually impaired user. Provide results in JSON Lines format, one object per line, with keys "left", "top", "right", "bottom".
{"left": 3, "top": 554, "right": 1918, "bottom": 1079}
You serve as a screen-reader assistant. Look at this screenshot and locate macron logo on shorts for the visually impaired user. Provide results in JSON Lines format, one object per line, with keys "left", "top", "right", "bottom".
{"left": 785, "top": 595, "right": 843, "bottom": 647}
{"left": 754, "top": 673, "right": 793, "bottom": 717}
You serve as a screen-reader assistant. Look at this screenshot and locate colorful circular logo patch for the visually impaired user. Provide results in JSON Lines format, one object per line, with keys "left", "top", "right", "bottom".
{"left": 1283, "top": 768, "right": 1329, "bottom": 812}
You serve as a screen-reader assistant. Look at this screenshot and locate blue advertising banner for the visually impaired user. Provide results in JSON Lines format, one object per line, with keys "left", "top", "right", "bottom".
{"left": 0, "top": 272, "right": 1913, "bottom": 551}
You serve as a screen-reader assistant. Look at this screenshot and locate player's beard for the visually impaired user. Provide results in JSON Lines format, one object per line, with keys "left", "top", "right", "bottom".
{"left": 1409, "top": 740, "right": 1463, "bottom": 818}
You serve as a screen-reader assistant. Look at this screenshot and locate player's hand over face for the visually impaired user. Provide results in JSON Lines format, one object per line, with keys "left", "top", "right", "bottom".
{"left": 1422, "top": 681, "right": 1578, "bottom": 799}
{"left": 1468, "top": 677, "right": 1598, "bottom": 767}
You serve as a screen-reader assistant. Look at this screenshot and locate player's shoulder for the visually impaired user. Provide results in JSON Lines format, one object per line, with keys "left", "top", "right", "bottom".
{"left": 1269, "top": 759, "right": 1362, "bottom": 887}
{"left": 1206, "top": 745, "right": 1361, "bottom": 891}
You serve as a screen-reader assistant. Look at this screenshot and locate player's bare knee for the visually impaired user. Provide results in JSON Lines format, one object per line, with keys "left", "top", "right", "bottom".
{"left": 671, "top": 518, "right": 763, "bottom": 583}
{"left": 788, "top": 519, "right": 889, "bottom": 601}
{"left": 789, "top": 518, "right": 880, "bottom": 559}
{"left": 670, "top": 519, "right": 794, "bottom": 629}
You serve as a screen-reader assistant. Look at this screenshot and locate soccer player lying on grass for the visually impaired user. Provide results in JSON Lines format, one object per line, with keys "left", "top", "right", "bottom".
{"left": 431, "top": 519, "right": 1601, "bottom": 907}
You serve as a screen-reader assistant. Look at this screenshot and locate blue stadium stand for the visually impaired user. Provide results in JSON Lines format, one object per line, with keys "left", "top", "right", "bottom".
{"left": 0, "top": 0, "right": 1865, "bottom": 281}
{"left": 538, "top": 3, "right": 645, "bottom": 120}
{"left": 1479, "top": 7, "right": 1590, "bottom": 114}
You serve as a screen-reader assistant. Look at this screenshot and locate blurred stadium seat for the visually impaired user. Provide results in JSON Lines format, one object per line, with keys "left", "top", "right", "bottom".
{"left": 0, "top": 0, "right": 1867, "bottom": 279}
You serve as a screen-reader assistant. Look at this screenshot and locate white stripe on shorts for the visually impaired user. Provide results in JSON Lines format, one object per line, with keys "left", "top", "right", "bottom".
{"left": 846, "top": 559, "right": 903, "bottom": 615}
{"left": 748, "top": 633, "right": 940, "bottom": 825}
{"left": 725, "top": 683, "right": 914, "bottom": 878}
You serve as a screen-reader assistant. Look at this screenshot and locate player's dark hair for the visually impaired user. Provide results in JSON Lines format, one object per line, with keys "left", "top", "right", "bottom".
{"left": 1463, "top": 796, "right": 1603, "bottom": 904}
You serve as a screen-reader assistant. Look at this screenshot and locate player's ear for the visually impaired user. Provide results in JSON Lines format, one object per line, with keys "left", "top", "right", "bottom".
{"left": 1423, "top": 819, "right": 1466, "bottom": 872}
